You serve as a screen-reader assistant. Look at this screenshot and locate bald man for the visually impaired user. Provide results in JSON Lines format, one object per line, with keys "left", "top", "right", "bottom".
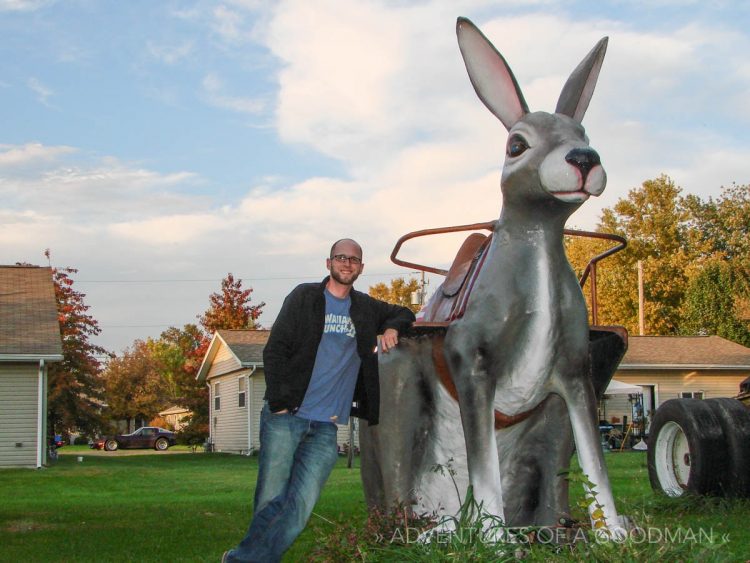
{"left": 223, "top": 238, "right": 415, "bottom": 563}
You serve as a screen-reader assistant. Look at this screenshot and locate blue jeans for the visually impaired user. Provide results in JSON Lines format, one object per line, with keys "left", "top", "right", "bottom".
{"left": 226, "top": 403, "right": 339, "bottom": 563}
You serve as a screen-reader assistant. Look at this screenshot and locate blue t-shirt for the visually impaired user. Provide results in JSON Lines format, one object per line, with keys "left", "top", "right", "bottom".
{"left": 296, "top": 289, "right": 361, "bottom": 425}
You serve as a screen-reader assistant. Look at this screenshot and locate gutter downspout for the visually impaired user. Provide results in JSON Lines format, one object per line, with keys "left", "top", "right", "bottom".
{"left": 246, "top": 366, "right": 257, "bottom": 455}
{"left": 37, "top": 359, "right": 45, "bottom": 468}
{"left": 206, "top": 381, "right": 213, "bottom": 450}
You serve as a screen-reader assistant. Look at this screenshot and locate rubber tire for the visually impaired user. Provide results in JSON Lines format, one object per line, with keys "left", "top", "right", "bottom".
{"left": 647, "top": 399, "right": 728, "bottom": 497}
{"left": 705, "top": 398, "right": 750, "bottom": 497}
{"left": 104, "top": 439, "right": 119, "bottom": 452}
{"left": 154, "top": 437, "right": 169, "bottom": 451}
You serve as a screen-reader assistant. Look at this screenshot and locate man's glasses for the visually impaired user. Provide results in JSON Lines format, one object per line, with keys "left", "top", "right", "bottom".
{"left": 331, "top": 254, "right": 362, "bottom": 265}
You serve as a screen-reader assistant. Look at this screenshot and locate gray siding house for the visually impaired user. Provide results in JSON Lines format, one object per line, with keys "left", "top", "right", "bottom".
{"left": 196, "top": 330, "right": 359, "bottom": 454}
{"left": 0, "top": 266, "right": 63, "bottom": 468}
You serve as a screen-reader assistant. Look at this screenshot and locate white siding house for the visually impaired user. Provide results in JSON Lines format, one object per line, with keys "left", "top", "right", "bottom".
{"left": 0, "top": 266, "right": 63, "bottom": 468}
{"left": 196, "top": 330, "right": 360, "bottom": 454}
{"left": 601, "top": 335, "right": 750, "bottom": 430}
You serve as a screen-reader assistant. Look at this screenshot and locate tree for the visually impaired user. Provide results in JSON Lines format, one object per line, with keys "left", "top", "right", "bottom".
{"left": 685, "top": 182, "right": 750, "bottom": 264}
{"left": 101, "top": 325, "right": 210, "bottom": 440}
{"left": 680, "top": 259, "right": 750, "bottom": 347}
{"left": 158, "top": 324, "right": 210, "bottom": 441}
{"left": 47, "top": 266, "right": 109, "bottom": 439}
{"left": 103, "top": 340, "right": 168, "bottom": 430}
{"left": 189, "top": 275, "right": 265, "bottom": 443}
{"left": 199, "top": 273, "right": 265, "bottom": 333}
{"left": 368, "top": 277, "right": 422, "bottom": 313}
{"left": 597, "top": 175, "right": 696, "bottom": 334}
{"left": 565, "top": 176, "right": 750, "bottom": 342}
{"left": 564, "top": 175, "right": 697, "bottom": 334}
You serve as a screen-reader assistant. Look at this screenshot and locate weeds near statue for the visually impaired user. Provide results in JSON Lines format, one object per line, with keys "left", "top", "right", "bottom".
{"left": 360, "top": 17, "right": 629, "bottom": 540}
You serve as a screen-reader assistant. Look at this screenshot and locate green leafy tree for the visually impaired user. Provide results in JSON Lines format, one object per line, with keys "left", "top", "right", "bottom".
{"left": 685, "top": 182, "right": 750, "bottom": 264}
{"left": 48, "top": 266, "right": 109, "bottom": 439}
{"left": 680, "top": 259, "right": 750, "bottom": 347}
{"left": 199, "top": 273, "right": 265, "bottom": 333}
{"left": 368, "top": 277, "right": 422, "bottom": 313}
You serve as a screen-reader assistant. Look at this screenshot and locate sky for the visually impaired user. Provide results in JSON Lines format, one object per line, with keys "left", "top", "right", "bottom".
{"left": 1, "top": 0, "right": 749, "bottom": 355}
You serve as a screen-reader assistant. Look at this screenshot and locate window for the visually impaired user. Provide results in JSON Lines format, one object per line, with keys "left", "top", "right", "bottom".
{"left": 214, "top": 382, "right": 221, "bottom": 411}
{"left": 680, "top": 391, "right": 704, "bottom": 399}
{"left": 238, "top": 377, "right": 246, "bottom": 408}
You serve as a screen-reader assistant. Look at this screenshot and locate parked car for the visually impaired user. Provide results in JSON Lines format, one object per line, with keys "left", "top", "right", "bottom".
{"left": 90, "top": 427, "right": 177, "bottom": 452}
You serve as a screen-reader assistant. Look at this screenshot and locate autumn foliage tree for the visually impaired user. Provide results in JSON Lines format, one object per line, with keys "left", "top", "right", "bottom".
{"left": 102, "top": 325, "right": 211, "bottom": 439}
{"left": 368, "top": 277, "right": 422, "bottom": 313}
{"left": 199, "top": 273, "right": 265, "bottom": 333}
{"left": 103, "top": 339, "right": 167, "bottom": 431}
{"left": 47, "top": 266, "right": 109, "bottom": 439}
{"left": 566, "top": 176, "right": 750, "bottom": 342}
{"left": 157, "top": 324, "right": 210, "bottom": 442}
{"left": 101, "top": 274, "right": 264, "bottom": 442}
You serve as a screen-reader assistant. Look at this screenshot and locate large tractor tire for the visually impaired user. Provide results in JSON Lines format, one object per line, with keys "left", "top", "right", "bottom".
{"left": 705, "top": 398, "right": 750, "bottom": 498}
{"left": 647, "top": 399, "right": 728, "bottom": 497}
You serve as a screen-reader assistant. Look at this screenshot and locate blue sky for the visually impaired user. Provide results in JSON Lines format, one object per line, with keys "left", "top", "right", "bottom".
{"left": 2, "top": 0, "right": 749, "bottom": 354}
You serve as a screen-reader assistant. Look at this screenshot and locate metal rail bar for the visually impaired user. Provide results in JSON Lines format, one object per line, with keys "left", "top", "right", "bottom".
{"left": 389, "top": 223, "right": 627, "bottom": 324}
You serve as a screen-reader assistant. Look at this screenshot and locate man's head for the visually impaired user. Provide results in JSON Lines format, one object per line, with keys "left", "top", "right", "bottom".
{"left": 327, "top": 238, "right": 364, "bottom": 286}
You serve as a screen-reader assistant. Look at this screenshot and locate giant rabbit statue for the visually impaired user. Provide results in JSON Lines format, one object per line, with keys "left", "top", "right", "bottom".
{"left": 360, "top": 17, "right": 628, "bottom": 539}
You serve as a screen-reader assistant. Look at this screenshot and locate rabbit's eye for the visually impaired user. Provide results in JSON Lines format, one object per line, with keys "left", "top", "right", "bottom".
{"left": 507, "top": 135, "right": 529, "bottom": 158}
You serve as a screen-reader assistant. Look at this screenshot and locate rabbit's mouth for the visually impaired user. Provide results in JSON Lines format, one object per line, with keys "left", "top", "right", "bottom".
{"left": 549, "top": 189, "right": 591, "bottom": 203}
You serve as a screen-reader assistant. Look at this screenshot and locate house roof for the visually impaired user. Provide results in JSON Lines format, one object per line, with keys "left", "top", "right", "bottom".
{"left": 196, "top": 329, "right": 270, "bottom": 382}
{"left": 159, "top": 405, "right": 191, "bottom": 416}
{"left": 0, "top": 265, "right": 63, "bottom": 360}
{"left": 217, "top": 329, "right": 270, "bottom": 364}
{"left": 620, "top": 336, "right": 750, "bottom": 370}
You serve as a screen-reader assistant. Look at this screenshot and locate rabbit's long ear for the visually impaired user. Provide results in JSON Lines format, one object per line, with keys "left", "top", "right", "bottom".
{"left": 555, "top": 37, "right": 608, "bottom": 123}
{"left": 457, "top": 17, "right": 528, "bottom": 131}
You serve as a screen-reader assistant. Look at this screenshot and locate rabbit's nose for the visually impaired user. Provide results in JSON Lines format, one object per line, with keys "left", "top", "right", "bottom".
{"left": 565, "top": 148, "right": 601, "bottom": 181}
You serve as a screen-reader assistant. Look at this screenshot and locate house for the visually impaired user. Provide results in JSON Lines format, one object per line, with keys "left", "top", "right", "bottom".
{"left": 198, "top": 329, "right": 750, "bottom": 450}
{"left": 0, "top": 266, "right": 63, "bottom": 468}
{"left": 158, "top": 405, "right": 192, "bottom": 431}
{"left": 602, "top": 335, "right": 750, "bottom": 430}
{"left": 196, "top": 330, "right": 360, "bottom": 454}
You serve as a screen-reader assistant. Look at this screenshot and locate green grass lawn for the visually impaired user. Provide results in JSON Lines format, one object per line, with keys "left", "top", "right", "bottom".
{"left": 0, "top": 448, "right": 747, "bottom": 562}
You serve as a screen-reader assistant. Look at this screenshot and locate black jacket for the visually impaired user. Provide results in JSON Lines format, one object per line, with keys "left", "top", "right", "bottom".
{"left": 263, "top": 277, "right": 415, "bottom": 425}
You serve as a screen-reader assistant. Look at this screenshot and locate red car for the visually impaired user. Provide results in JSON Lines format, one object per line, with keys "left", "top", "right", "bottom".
{"left": 90, "top": 427, "right": 177, "bottom": 451}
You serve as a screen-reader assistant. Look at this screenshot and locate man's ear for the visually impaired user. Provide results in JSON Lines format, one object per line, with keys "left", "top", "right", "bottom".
{"left": 326, "top": 258, "right": 332, "bottom": 272}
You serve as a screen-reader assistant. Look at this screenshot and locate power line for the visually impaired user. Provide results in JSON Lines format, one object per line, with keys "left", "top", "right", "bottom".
{"left": 74, "top": 271, "right": 417, "bottom": 283}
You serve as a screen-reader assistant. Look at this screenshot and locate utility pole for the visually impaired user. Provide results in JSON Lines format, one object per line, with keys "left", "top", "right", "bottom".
{"left": 411, "top": 271, "right": 429, "bottom": 307}
{"left": 638, "top": 260, "right": 645, "bottom": 336}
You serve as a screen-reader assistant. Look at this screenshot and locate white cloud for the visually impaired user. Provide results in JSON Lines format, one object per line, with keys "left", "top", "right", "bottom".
{"left": 0, "top": 144, "right": 204, "bottom": 220}
{"left": 202, "top": 72, "right": 265, "bottom": 114}
{"left": 266, "top": 2, "right": 750, "bottom": 226}
{"left": 0, "top": 142, "right": 76, "bottom": 167}
{"left": 5, "top": 1, "right": 750, "bottom": 353}
{"left": 212, "top": 5, "right": 247, "bottom": 43}
{"left": 147, "top": 40, "right": 194, "bottom": 65}
{"left": 0, "top": 0, "right": 53, "bottom": 11}
{"left": 109, "top": 213, "right": 227, "bottom": 245}
{"left": 27, "top": 77, "right": 55, "bottom": 107}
